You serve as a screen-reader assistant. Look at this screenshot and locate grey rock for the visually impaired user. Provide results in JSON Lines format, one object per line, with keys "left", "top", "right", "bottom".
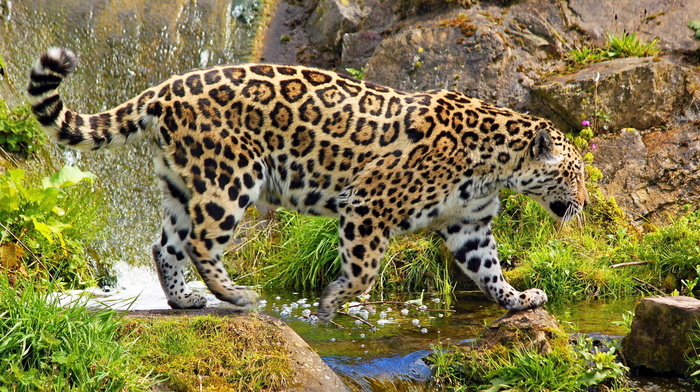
{"left": 339, "top": 31, "right": 383, "bottom": 70}
{"left": 592, "top": 123, "right": 700, "bottom": 225}
{"left": 532, "top": 57, "right": 691, "bottom": 132}
{"left": 622, "top": 296, "right": 700, "bottom": 376}
{"left": 306, "top": 0, "right": 365, "bottom": 52}
{"left": 364, "top": 20, "right": 537, "bottom": 109}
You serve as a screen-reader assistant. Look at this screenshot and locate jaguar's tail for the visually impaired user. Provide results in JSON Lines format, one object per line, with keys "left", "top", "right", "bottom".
{"left": 27, "top": 48, "right": 155, "bottom": 151}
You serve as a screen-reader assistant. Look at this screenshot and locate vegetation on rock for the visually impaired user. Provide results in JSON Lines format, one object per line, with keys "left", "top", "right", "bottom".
{"left": 119, "top": 315, "right": 294, "bottom": 392}
{"left": 567, "top": 31, "right": 660, "bottom": 67}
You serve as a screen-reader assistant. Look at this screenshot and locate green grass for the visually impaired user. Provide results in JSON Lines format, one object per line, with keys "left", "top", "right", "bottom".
{"left": 567, "top": 31, "right": 660, "bottom": 66}
{"left": 119, "top": 315, "right": 294, "bottom": 392}
{"left": 0, "top": 276, "right": 154, "bottom": 391}
{"left": 429, "top": 337, "right": 630, "bottom": 392}
{"left": 226, "top": 209, "right": 455, "bottom": 294}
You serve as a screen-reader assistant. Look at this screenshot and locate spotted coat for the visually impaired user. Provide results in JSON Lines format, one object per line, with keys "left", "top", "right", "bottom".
{"left": 28, "top": 48, "right": 588, "bottom": 322}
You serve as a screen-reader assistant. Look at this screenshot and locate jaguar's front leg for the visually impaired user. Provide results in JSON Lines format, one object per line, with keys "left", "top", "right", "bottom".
{"left": 439, "top": 216, "right": 547, "bottom": 310}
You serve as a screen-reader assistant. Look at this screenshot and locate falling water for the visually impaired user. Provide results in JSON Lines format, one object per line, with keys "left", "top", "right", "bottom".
{"left": 0, "top": 0, "right": 261, "bottom": 268}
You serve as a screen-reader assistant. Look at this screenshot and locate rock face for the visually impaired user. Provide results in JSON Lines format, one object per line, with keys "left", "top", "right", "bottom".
{"left": 305, "top": 0, "right": 364, "bottom": 52}
{"left": 622, "top": 296, "right": 700, "bottom": 376}
{"left": 591, "top": 123, "right": 700, "bottom": 224}
{"left": 532, "top": 57, "right": 693, "bottom": 133}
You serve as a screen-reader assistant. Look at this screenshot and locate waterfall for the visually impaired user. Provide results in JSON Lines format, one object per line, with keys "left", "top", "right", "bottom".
{"left": 0, "top": 0, "right": 261, "bottom": 291}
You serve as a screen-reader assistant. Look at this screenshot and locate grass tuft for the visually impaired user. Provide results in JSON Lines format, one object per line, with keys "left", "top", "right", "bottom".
{"left": 119, "top": 315, "right": 294, "bottom": 392}
{"left": 0, "top": 276, "right": 154, "bottom": 391}
{"left": 429, "top": 337, "right": 630, "bottom": 391}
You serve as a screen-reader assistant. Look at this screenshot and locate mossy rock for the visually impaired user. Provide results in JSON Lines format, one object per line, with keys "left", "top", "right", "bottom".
{"left": 122, "top": 308, "right": 349, "bottom": 392}
{"left": 480, "top": 308, "right": 565, "bottom": 355}
{"left": 622, "top": 296, "right": 700, "bottom": 376}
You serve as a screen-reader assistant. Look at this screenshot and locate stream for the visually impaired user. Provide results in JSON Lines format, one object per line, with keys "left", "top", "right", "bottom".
{"left": 1, "top": 2, "right": 697, "bottom": 391}
{"left": 61, "top": 263, "right": 696, "bottom": 392}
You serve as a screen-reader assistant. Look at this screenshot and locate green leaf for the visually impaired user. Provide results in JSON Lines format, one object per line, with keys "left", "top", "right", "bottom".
{"left": 32, "top": 219, "right": 56, "bottom": 242}
{"left": 42, "top": 165, "right": 96, "bottom": 189}
{"left": 688, "top": 20, "right": 700, "bottom": 30}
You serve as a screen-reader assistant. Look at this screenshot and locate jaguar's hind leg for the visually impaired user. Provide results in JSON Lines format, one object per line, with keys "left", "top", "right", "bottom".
{"left": 153, "top": 174, "right": 207, "bottom": 309}
{"left": 185, "top": 188, "right": 257, "bottom": 307}
{"left": 317, "top": 209, "right": 390, "bottom": 323}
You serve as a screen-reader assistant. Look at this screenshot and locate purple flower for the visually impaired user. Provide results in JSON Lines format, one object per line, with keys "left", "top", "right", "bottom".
{"left": 582, "top": 120, "right": 591, "bottom": 126}
{"left": 591, "top": 144, "right": 597, "bottom": 150}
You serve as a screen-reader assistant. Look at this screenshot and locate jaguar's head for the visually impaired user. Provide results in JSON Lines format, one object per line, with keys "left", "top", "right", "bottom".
{"left": 511, "top": 125, "right": 588, "bottom": 222}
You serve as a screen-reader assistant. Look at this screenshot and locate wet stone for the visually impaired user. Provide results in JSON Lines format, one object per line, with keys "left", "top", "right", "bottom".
{"left": 480, "top": 307, "right": 561, "bottom": 355}
{"left": 622, "top": 296, "right": 700, "bottom": 377}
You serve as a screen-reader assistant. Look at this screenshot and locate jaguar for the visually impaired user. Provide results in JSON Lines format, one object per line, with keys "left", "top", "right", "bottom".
{"left": 28, "top": 48, "right": 587, "bottom": 322}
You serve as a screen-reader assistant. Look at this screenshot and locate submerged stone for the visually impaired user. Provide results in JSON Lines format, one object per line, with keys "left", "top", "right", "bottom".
{"left": 622, "top": 296, "right": 700, "bottom": 376}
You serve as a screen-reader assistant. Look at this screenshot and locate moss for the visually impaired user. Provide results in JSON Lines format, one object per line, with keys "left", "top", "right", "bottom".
{"left": 440, "top": 13, "right": 478, "bottom": 38}
{"left": 119, "top": 315, "right": 294, "bottom": 392}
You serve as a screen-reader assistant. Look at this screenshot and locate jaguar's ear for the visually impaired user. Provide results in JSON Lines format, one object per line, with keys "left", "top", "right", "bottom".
{"left": 530, "top": 129, "right": 555, "bottom": 161}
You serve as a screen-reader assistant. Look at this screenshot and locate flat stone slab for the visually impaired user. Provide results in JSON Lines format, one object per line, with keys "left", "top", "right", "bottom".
{"left": 622, "top": 296, "right": 700, "bottom": 376}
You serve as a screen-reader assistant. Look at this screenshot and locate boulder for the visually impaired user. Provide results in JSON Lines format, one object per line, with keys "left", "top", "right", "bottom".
{"left": 127, "top": 308, "right": 350, "bottom": 392}
{"left": 591, "top": 123, "right": 700, "bottom": 225}
{"left": 364, "top": 17, "right": 546, "bottom": 109}
{"left": 305, "top": 0, "right": 365, "bottom": 52}
{"left": 622, "top": 296, "right": 700, "bottom": 376}
{"left": 532, "top": 57, "right": 691, "bottom": 133}
{"left": 339, "top": 31, "right": 383, "bottom": 71}
{"left": 568, "top": 0, "right": 700, "bottom": 54}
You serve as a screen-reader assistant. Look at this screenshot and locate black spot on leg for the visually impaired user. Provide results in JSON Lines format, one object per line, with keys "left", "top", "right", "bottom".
{"left": 205, "top": 202, "right": 225, "bottom": 221}
{"left": 351, "top": 263, "right": 362, "bottom": 277}
{"left": 219, "top": 215, "right": 236, "bottom": 231}
{"left": 467, "top": 256, "right": 481, "bottom": 273}
{"left": 344, "top": 222, "right": 356, "bottom": 241}
{"left": 352, "top": 244, "right": 366, "bottom": 259}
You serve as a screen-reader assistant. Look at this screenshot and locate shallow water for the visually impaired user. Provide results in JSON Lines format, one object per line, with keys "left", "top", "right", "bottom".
{"left": 61, "top": 264, "right": 695, "bottom": 392}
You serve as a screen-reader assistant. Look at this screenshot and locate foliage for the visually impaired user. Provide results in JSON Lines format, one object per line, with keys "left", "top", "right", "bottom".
{"left": 262, "top": 209, "right": 342, "bottom": 291}
{"left": 429, "top": 337, "right": 630, "bottom": 391}
{"left": 345, "top": 67, "right": 366, "bottom": 80}
{"left": 567, "top": 31, "right": 660, "bottom": 66}
{"left": 0, "top": 102, "right": 45, "bottom": 154}
{"left": 226, "top": 209, "right": 454, "bottom": 294}
{"left": 638, "top": 211, "right": 700, "bottom": 291}
{"left": 689, "top": 319, "right": 700, "bottom": 382}
{"left": 606, "top": 32, "right": 660, "bottom": 58}
{"left": 119, "top": 315, "right": 294, "bottom": 392}
{"left": 611, "top": 310, "right": 635, "bottom": 333}
{"left": 689, "top": 20, "right": 700, "bottom": 39}
{"left": 379, "top": 232, "right": 453, "bottom": 294}
{"left": 0, "top": 275, "right": 154, "bottom": 391}
{"left": 0, "top": 165, "right": 105, "bottom": 287}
